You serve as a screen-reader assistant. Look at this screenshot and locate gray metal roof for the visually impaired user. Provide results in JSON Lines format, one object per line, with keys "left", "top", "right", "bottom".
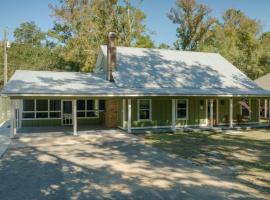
{"left": 255, "top": 73, "right": 270, "bottom": 91}
{"left": 1, "top": 70, "right": 120, "bottom": 96}
{"left": 2, "top": 45, "right": 270, "bottom": 97}
{"left": 100, "top": 45, "right": 263, "bottom": 90}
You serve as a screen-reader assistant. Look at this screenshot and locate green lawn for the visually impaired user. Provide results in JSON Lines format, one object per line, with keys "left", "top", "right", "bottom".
{"left": 143, "top": 128, "right": 270, "bottom": 193}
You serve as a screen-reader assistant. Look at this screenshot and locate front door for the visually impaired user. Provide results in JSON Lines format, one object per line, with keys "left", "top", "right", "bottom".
{"left": 207, "top": 100, "right": 217, "bottom": 126}
{"left": 62, "top": 100, "right": 73, "bottom": 125}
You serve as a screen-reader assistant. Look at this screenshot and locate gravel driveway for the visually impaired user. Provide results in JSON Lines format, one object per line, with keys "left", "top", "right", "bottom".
{"left": 0, "top": 130, "right": 267, "bottom": 200}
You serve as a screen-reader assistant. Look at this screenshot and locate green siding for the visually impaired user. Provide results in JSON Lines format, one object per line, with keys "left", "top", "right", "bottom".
{"left": 19, "top": 96, "right": 263, "bottom": 129}
{"left": 121, "top": 96, "right": 261, "bottom": 129}
{"left": 22, "top": 119, "right": 61, "bottom": 127}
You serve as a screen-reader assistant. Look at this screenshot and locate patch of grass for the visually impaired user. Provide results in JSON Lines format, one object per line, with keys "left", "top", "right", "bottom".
{"left": 143, "top": 128, "right": 270, "bottom": 192}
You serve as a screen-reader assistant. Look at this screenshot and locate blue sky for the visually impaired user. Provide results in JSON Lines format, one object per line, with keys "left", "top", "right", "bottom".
{"left": 1, "top": 0, "right": 270, "bottom": 46}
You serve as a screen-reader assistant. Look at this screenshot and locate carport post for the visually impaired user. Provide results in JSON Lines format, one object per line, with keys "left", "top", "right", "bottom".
{"left": 122, "top": 99, "right": 126, "bottom": 128}
{"left": 265, "top": 99, "right": 268, "bottom": 119}
{"left": 209, "top": 99, "right": 214, "bottom": 128}
{"left": 229, "top": 99, "right": 233, "bottom": 128}
{"left": 269, "top": 99, "right": 270, "bottom": 125}
{"left": 10, "top": 100, "right": 16, "bottom": 138}
{"left": 127, "top": 99, "right": 131, "bottom": 133}
{"left": 73, "top": 100, "right": 77, "bottom": 136}
{"left": 171, "top": 99, "right": 176, "bottom": 131}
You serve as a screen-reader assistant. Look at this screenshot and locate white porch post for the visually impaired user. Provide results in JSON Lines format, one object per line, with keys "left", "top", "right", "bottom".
{"left": 73, "top": 100, "right": 77, "bottom": 136}
{"left": 264, "top": 99, "right": 268, "bottom": 119}
{"left": 210, "top": 99, "right": 214, "bottom": 128}
{"left": 229, "top": 98, "right": 233, "bottom": 128}
{"left": 10, "top": 100, "right": 16, "bottom": 138}
{"left": 172, "top": 99, "right": 176, "bottom": 131}
{"left": 122, "top": 99, "right": 126, "bottom": 128}
{"left": 269, "top": 99, "right": 270, "bottom": 125}
{"left": 127, "top": 99, "right": 131, "bottom": 133}
{"left": 216, "top": 99, "right": 219, "bottom": 126}
{"left": 18, "top": 100, "right": 22, "bottom": 129}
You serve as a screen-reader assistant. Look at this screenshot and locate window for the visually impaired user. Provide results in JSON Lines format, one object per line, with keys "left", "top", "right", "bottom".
{"left": 77, "top": 100, "right": 85, "bottom": 111}
{"left": 36, "top": 100, "right": 48, "bottom": 119}
{"left": 49, "top": 100, "right": 61, "bottom": 119}
{"left": 23, "top": 100, "right": 35, "bottom": 118}
{"left": 77, "top": 99, "right": 98, "bottom": 118}
{"left": 176, "top": 99, "right": 188, "bottom": 119}
{"left": 138, "top": 99, "right": 151, "bottom": 121}
{"left": 50, "top": 100, "right": 61, "bottom": 111}
{"left": 99, "top": 100, "right": 105, "bottom": 111}
{"left": 241, "top": 99, "right": 251, "bottom": 119}
{"left": 36, "top": 100, "right": 48, "bottom": 111}
{"left": 23, "top": 100, "right": 34, "bottom": 111}
{"left": 22, "top": 99, "right": 61, "bottom": 119}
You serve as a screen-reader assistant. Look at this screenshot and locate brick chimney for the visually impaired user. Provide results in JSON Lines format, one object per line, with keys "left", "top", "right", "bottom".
{"left": 107, "top": 32, "right": 117, "bottom": 81}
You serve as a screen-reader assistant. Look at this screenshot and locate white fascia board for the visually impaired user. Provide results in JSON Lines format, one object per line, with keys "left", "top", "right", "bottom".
{"left": 4, "top": 93, "right": 270, "bottom": 98}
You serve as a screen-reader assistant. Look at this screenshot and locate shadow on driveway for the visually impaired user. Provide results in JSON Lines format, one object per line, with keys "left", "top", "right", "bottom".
{"left": 0, "top": 131, "right": 267, "bottom": 200}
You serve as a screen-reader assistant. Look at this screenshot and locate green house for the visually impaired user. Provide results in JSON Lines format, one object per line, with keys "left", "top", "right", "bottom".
{"left": 2, "top": 32, "right": 270, "bottom": 137}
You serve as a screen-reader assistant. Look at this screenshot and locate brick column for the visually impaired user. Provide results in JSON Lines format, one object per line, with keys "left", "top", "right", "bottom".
{"left": 105, "top": 99, "right": 119, "bottom": 128}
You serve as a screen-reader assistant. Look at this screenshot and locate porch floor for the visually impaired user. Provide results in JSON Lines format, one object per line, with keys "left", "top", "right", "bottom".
{"left": 16, "top": 125, "right": 114, "bottom": 137}
{"left": 14, "top": 123, "right": 270, "bottom": 136}
{"left": 131, "top": 123, "right": 270, "bottom": 134}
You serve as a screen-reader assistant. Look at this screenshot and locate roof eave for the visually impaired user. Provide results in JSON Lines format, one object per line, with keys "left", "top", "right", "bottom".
{"left": 3, "top": 92, "right": 270, "bottom": 98}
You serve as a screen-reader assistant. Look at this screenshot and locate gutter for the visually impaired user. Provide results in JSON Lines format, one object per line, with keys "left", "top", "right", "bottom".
{"left": 3, "top": 93, "right": 270, "bottom": 98}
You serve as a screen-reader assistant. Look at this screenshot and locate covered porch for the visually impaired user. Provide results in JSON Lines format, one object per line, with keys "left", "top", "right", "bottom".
{"left": 9, "top": 98, "right": 116, "bottom": 138}
{"left": 121, "top": 97, "right": 270, "bottom": 133}
{"left": 8, "top": 96, "right": 270, "bottom": 137}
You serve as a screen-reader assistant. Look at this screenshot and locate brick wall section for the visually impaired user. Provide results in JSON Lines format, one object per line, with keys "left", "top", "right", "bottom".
{"left": 105, "top": 99, "right": 119, "bottom": 128}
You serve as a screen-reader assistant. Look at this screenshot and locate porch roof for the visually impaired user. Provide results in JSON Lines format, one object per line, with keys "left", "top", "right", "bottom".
{"left": 2, "top": 70, "right": 270, "bottom": 97}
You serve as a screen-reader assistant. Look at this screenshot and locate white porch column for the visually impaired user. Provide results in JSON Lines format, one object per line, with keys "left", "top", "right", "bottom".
{"left": 18, "top": 100, "right": 22, "bottom": 129}
{"left": 269, "top": 99, "right": 270, "bottom": 125}
{"left": 172, "top": 99, "right": 176, "bottom": 131}
{"left": 209, "top": 99, "right": 214, "bottom": 128}
{"left": 216, "top": 99, "right": 219, "bottom": 126}
{"left": 127, "top": 99, "right": 131, "bottom": 133}
{"left": 229, "top": 98, "right": 233, "bottom": 128}
{"left": 122, "top": 99, "right": 126, "bottom": 128}
{"left": 10, "top": 100, "right": 16, "bottom": 138}
{"left": 73, "top": 100, "right": 77, "bottom": 136}
{"left": 264, "top": 99, "right": 268, "bottom": 119}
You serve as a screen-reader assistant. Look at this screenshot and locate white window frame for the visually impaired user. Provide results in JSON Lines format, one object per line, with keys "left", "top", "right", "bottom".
{"left": 176, "top": 99, "right": 189, "bottom": 120}
{"left": 76, "top": 99, "right": 99, "bottom": 119}
{"left": 22, "top": 99, "right": 61, "bottom": 120}
{"left": 137, "top": 99, "right": 152, "bottom": 121}
{"left": 240, "top": 99, "right": 251, "bottom": 119}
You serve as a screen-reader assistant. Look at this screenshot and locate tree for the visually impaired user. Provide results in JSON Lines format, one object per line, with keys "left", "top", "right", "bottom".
{"left": 49, "top": 0, "right": 150, "bottom": 71}
{"left": 200, "top": 9, "right": 264, "bottom": 79}
{"left": 0, "top": 22, "right": 66, "bottom": 89}
{"left": 135, "top": 35, "right": 155, "bottom": 48}
{"left": 158, "top": 43, "right": 170, "bottom": 49}
{"left": 168, "top": 0, "right": 216, "bottom": 50}
{"left": 13, "top": 21, "right": 45, "bottom": 45}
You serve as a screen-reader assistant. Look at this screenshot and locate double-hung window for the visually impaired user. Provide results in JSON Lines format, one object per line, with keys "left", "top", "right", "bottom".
{"left": 138, "top": 99, "right": 151, "bottom": 121}
{"left": 176, "top": 99, "right": 188, "bottom": 120}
